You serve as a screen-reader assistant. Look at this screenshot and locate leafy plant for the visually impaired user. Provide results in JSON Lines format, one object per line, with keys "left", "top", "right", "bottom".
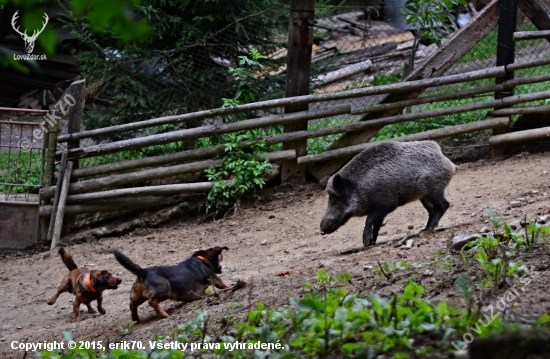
{"left": 401, "top": 0, "right": 467, "bottom": 73}
{"left": 205, "top": 131, "right": 274, "bottom": 215}
{"left": 222, "top": 48, "right": 268, "bottom": 109}
{"left": 118, "top": 320, "right": 137, "bottom": 336}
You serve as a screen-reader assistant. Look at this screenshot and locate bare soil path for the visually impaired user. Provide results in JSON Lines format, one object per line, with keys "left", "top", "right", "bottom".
{"left": 1, "top": 151, "right": 549, "bottom": 358}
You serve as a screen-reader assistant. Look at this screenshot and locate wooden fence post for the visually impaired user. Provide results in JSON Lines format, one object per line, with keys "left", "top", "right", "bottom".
{"left": 281, "top": 0, "right": 315, "bottom": 184}
{"left": 492, "top": 0, "right": 518, "bottom": 155}
{"left": 63, "top": 79, "right": 85, "bottom": 232}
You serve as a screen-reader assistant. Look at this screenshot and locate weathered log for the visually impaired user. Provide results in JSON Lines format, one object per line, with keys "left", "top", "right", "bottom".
{"left": 66, "top": 182, "right": 213, "bottom": 203}
{"left": 50, "top": 161, "right": 73, "bottom": 249}
{"left": 297, "top": 117, "right": 510, "bottom": 164}
{"left": 40, "top": 150, "right": 296, "bottom": 201}
{"left": 315, "top": 59, "right": 373, "bottom": 85}
{"left": 281, "top": 0, "right": 316, "bottom": 184}
{"left": 490, "top": 104, "right": 550, "bottom": 116}
{"left": 518, "top": 0, "right": 550, "bottom": 43}
{"left": 502, "top": 72, "right": 550, "bottom": 89}
{"left": 47, "top": 151, "right": 68, "bottom": 243}
{"left": 506, "top": 56, "right": 550, "bottom": 71}
{"left": 63, "top": 144, "right": 226, "bottom": 180}
{"left": 58, "top": 66, "right": 503, "bottom": 143}
{"left": 62, "top": 106, "right": 350, "bottom": 159}
{"left": 45, "top": 115, "right": 58, "bottom": 187}
{"left": 488, "top": 125, "right": 550, "bottom": 146}
{"left": 308, "top": 0, "right": 501, "bottom": 179}
{"left": 39, "top": 195, "right": 189, "bottom": 218}
{"left": 354, "top": 84, "right": 503, "bottom": 115}
{"left": 514, "top": 30, "right": 550, "bottom": 40}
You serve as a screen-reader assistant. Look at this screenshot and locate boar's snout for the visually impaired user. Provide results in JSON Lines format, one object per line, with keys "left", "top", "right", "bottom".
{"left": 320, "top": 215, "right": 343, "bottom": 235}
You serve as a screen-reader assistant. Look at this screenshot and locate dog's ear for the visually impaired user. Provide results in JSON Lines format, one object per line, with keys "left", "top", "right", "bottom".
{"left": 214, "top": 246, "right": 229, "bottom": 253}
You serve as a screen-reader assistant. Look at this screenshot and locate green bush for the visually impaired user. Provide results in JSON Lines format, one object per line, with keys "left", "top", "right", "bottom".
{"left": 205, "top": 131, "right": 274, "bottom": 215}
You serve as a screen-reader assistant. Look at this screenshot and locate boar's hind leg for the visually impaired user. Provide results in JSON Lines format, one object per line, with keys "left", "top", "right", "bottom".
{"left": 363, "top": 205, "right": 396, "bottom": 247}
{"left": 420, "top": 194, "right": 450, "bottom": 231}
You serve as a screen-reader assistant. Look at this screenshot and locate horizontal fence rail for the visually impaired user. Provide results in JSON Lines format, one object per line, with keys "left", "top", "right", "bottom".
{"left": 58, "top": 66, "right": 507, "bottom": 143}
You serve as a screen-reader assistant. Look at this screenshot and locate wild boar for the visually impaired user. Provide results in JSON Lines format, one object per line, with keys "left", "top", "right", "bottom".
{"left": 319, "top": 141, "right": 456, "bottom": 246}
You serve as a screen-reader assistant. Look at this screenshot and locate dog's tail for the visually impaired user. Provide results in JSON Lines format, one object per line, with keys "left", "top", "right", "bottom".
{"left": 114, "top": 250, "right": 145, "bottom": 278}
{"left": 58, "top": 247, "right": 78, "bottom": 271}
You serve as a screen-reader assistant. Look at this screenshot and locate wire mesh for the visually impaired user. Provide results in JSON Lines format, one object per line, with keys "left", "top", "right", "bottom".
{"left": 64, "top": 2, "right": 550, "bottom": 185}
{"left": 0, "top": 116, "right": 45, "bottom": 202}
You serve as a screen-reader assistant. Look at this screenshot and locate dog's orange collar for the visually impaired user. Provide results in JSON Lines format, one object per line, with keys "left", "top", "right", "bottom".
{"left": 196, "top": 255, "right": 209, "bottom": 262}
{"left": 86, "top": 274, "right": 96, "bottom": 292}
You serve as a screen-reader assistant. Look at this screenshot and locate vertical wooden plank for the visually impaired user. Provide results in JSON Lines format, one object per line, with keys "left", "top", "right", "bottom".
{"left": 281, "top": 0, "right": 315, "bottom": 184}
{"left": 45, "top": 110, "right": 58, "bottom": 187}
{"left": 47, "top": 151, "right": 68, "bottom": 243}
{"left": 492, "top": 0, "right": 518, "bottom": 155}
{"left": 64, "top": 79, "right": 85, "bottom": 232}
{"left": 51, "top": 161, "right": 73, "bottom": 249}
{"left": 495, "top": 0, "right": 518, "bottom": 98}
{"left": 67, "top": 79, "right": 85, "bottom": 164}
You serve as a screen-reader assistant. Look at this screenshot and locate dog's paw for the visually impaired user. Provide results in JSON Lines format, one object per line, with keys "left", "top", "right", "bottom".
{"left": 98, "top": 307, "right": 106, "bottom": 315}
{"left": 46, "top": 299, "right": 55, "bottom": 305}
{"left": 88, "top": 308, "right": 97, "bottom": 314}
{"left": 69, "top": 316, "right": 77, "bottom": 323}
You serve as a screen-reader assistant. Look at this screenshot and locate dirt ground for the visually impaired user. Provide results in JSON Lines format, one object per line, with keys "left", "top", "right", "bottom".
{"left": 1, "top": 150, "right": 550, "bottom": 358}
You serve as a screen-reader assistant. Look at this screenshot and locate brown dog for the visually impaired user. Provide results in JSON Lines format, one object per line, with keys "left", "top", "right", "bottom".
{"left": 47, "top": 247, "right": 122, "bottom": 322}
{"left": 114, "top": 246, "right": 230, "bottom": 322}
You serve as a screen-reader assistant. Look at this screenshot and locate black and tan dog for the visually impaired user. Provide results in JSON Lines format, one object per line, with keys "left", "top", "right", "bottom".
{"left": 47, "top": 247, "right": 122, "bottom": 322}
{"left": 114, "top": 246, "right": 230, "bottom": 322}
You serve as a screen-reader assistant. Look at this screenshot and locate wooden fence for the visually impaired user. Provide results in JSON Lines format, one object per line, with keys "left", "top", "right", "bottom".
{"left": 42, "top": 34, "right": 550, "bottom": 247}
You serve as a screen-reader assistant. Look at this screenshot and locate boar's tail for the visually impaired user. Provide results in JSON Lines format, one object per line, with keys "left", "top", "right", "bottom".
{"left": 114, "top": 250, "right": 146, "bottom": 278}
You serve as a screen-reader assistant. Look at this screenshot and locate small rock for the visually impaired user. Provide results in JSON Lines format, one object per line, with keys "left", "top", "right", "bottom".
{"left": 475, "top": 195, "right": 482, "bottom": 198}
{"left": 532, "top": 190, "right": 539, "bottom": 194}
{"left": 480, "top": 226, "right": 491, "bottom": 233}
{"left": 268, "top": 214, "right": 275, "bottom": 219}
{"left": 394, "top": 228, "right": 402, "bottom": 234}
{"left": 260, "top": 240, "right": 267, "bottom": 245}
{"left": 510, "top": 201, "right": 522, "bottom": 208}
{"left": 0, "top": 337, "right": 5, "bottom": 341}
{"left": 363, "top": 265, "right": 373, "bottom": 270}
{"left": 423, "top": 270, "right": 434, "bottom": 277}
{"left": 407, "top": 224, "right": 414, "bottom": 230}
{"left": 43, "top": 252, "right": 50, "bottom": 260}
{"left": 451, "top": 234, "right": 478, "bottom": 250}
{"left": 528, "top": 199, "right": 536, "bottom": 204}
{"left": 516, "top": 197, "right": 526, "bottom": 202}
{"left": 404, "top": 239, "right": 414, "bottom": 249}
{"left": 16, "top": 326, "right": 22, "bottom": 329}
{"left": 283, "top": 249, "right": 289, "bottom": 254}
{"left": 381, "top": 219, "right": 388, "bottom": 226}
{"left": 537, "top": 215, "right": 550, "bottom": 224}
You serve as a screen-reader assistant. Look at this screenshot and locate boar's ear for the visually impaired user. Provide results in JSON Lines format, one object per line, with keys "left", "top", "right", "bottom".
{"left": 332, "top": 174, "right": 345, "bottom": 191}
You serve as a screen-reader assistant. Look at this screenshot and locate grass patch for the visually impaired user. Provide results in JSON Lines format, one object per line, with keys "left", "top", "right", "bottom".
{"left": 0, "top": 150, "right": 43, "bottom": 193}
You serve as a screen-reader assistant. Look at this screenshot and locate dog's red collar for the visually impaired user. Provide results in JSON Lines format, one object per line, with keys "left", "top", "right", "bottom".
{"left": 86, "top": 274, "right": 96, "bottom": 292}
{"left": 196, "top": 255, "right": 209, "bottom": 262}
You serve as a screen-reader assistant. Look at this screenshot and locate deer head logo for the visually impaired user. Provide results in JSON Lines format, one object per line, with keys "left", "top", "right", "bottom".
{"left": 11, "top": 11, "right": 49, "bottom": 54}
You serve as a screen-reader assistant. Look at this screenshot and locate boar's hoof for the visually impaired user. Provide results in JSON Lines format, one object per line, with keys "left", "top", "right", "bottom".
{"left": 362, "top": 234, "right": 375, "bottom": 247}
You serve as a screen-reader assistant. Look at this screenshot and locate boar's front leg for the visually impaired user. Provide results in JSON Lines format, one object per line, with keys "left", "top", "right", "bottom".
{"left": 420, "top": 193, "right": 450, "bottom": 232}
{"left": 363, "top": 205, "right": 396, "bottom": 246}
